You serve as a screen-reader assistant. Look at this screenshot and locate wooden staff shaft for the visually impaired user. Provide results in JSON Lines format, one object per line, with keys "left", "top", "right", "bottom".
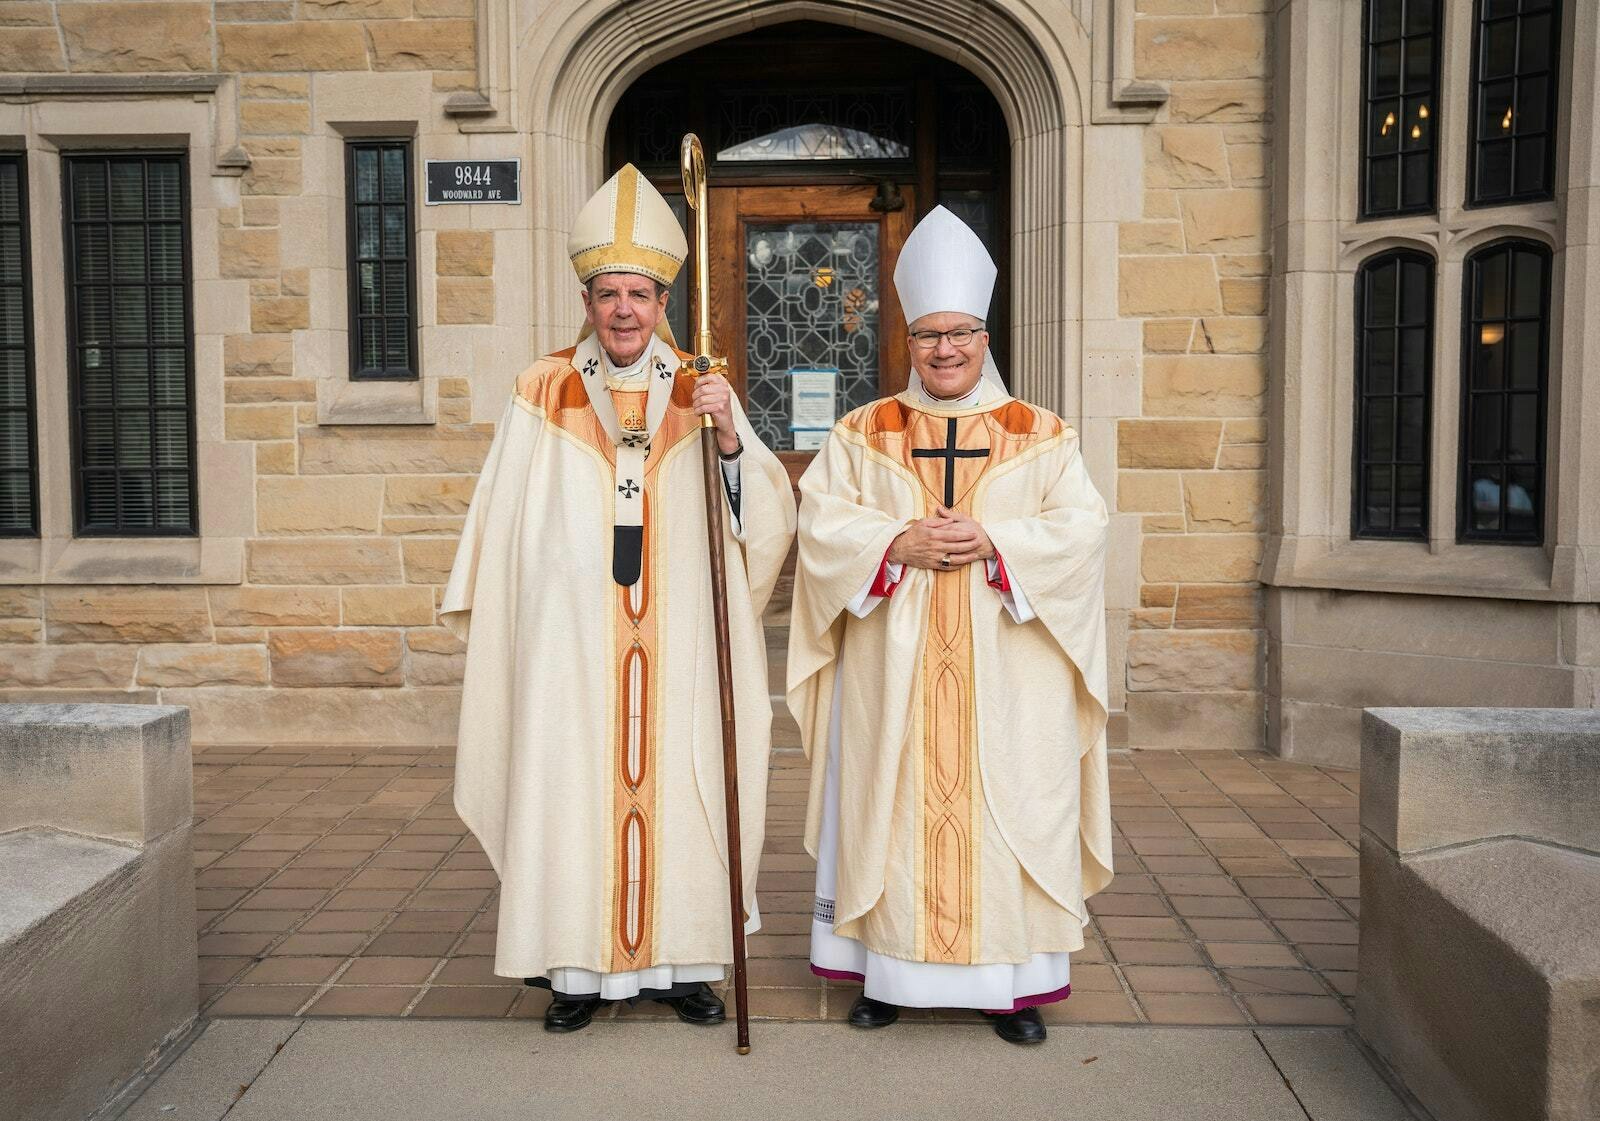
{"left": 699, "top": 424, "right": 751, "bottom": 1055}
{"left": 681, "top": 132, "right": 751, "bottom": 1054}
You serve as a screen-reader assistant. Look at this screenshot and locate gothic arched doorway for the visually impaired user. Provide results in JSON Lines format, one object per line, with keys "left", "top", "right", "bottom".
{"left": 605, "top": 22, "right": 1010, "bottom": 463}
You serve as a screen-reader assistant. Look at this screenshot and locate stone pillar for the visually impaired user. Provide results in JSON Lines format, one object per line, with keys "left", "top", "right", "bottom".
{"left": 0, "top": 704, "right": 198, "bottom": 1121}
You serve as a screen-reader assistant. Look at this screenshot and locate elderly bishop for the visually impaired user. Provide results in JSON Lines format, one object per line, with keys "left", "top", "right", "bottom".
{"left": 441, "top": 165, "right": 796, "bottom": 1033}
{"left": 788, "top": 206, "right": 1112, "bottom": 1045}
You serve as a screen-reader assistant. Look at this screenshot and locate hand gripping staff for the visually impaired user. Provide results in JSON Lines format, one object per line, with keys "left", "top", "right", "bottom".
{"left": 678, "top": 132, "right": 751, "bottom": 1055}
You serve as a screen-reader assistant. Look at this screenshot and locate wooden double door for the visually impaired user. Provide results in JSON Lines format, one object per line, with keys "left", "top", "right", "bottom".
{"left": 689, "top": 184, "right": 917, "bottom": 468}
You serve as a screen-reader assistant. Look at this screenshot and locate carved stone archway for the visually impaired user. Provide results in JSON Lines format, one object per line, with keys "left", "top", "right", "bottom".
{"left": 516, "top": 0, "right": 1096, "bottom": 417}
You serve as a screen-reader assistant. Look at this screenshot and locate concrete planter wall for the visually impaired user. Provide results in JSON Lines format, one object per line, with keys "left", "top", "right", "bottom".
{"left": 0, "top": 704, "right": 198, "bottom": 1121}
{"left": 1357, "top": 707, "right": 1600, "bottom": 1121}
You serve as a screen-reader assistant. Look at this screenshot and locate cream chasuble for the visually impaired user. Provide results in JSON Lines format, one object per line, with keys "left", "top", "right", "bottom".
{"left": 441, "top": 336, "right": 796, "bottom": 990}
{"left": 788, "top": 383, "right": 1113, "bottom": 1009}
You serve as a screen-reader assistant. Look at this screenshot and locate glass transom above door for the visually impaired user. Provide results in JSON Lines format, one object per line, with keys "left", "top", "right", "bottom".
{"left": 717, "top": 88, "right": 912, "bottom": 162}
{"left": 743, "top": 222, "right": 879, "bottom": 451}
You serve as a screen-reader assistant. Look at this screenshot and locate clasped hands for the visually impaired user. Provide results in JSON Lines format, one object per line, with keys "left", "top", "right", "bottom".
{"left": 887, "top": 506, "right": 995, "bottom": 570}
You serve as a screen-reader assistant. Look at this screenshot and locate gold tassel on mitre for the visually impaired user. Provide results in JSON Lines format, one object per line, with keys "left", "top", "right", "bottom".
{"left": 568, "top": 163, "right": 687, "bottom": 346}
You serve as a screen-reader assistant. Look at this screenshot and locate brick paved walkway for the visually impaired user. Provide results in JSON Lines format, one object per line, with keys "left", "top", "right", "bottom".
{"left": 193, "top": 735, "right": 1360, "bottom": 1026}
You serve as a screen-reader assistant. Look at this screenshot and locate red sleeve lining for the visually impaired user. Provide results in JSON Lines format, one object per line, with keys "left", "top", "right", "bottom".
{"left": 868, "top": 548, "right": 902, "bottom": 598}
{"left": 987, "top": 552, "right": 1011, "bottom": 593}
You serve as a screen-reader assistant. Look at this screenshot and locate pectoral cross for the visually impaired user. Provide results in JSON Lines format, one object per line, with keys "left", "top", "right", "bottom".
{"left": 912, "top": 417, "right": 989, "bottom": 507}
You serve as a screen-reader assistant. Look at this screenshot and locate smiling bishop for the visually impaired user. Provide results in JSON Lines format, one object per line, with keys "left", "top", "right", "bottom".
{"left": 788, "top": 206, "right": 1113, "bottom": 1045}
{"left": 440, "top": 164, "right": 796, "bottom": 1034}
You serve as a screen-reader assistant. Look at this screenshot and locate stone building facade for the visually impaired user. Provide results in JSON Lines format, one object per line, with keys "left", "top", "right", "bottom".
{"left": 0, "top": 0, "right": 1593, "bottom": 765}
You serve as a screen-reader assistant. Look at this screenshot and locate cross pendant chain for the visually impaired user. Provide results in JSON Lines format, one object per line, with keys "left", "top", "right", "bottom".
{"left": 912, "top": 417, "right": 989, "bottom": 508}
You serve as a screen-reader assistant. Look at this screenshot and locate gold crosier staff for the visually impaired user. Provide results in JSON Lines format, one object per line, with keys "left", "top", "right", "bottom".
{"left": 678, "top": 132, "right": 752, "bottom": 1056}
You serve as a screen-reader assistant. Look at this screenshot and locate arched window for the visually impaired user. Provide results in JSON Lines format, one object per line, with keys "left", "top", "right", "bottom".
{"left": 1354, "top": 251, "right": 1434, "bottom": 538}
{"left": 1361, "top": 0, "right": 1441, "bottom": 218}
{"left": 1459, "top": 239, "right": 1550, "bottom": 542}
{"left": 1468, "top": 0, "right": 1561, "bottom": 205}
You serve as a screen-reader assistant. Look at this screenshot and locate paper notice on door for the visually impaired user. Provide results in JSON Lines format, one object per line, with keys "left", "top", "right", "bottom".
{"left": 790, "top": 367, "right": 839, "bottom": 437}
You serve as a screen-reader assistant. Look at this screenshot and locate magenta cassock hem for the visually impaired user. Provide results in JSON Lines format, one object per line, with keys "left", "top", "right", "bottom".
{"left": 808, "top": 965, "right": 1072, "bottom": 1013}
{"left": 810, "top": 965, "right": 864, "bottom": 983}
{"left": 985, "top": 983, "right": 1071, "bottom": 1014}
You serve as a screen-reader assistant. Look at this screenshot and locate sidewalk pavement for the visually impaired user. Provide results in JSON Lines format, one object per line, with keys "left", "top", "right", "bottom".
{"left": 114, "top": 1018, "right": 1424, "bottom": 1121}
{"left": 191, "top": 745, "right": 1361, "bottom": 1028}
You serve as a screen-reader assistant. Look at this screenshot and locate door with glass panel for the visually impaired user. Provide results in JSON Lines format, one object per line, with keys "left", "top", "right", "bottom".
{"left": 694, "top": 185, "right": 914, "bottom": 466}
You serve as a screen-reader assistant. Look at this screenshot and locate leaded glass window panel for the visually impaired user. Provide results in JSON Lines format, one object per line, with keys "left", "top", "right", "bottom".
{"left": 744, "top": 223, "right": 879, "bottom": 450}
{"left": 345, "top": 139, "right": 418, "bottom": 380}
{"left": 616, "top": 84, "right": 688, "bottom": 170}
{"left": 1468, "top": 0, "right": 1560, "bottom": 205}
{"left": 0, "top": 154, "right": 37, "bottom": 536}
{"left": 717, "top": 89, "right": 912, "bottom": 163}
{"left": 663, "top": 192, "right": 689, "bottom": 348}
{"left": 1354, "top": 251, "right": 1432, "bottom": 538}
{"left": 1460, "top": 240, "right": 1549, "bottom": 542}
{"left": 1362, "top": 0, "right": 1439, "bottom": 217}
{"left": 937, "top": 84, "right": 1005, "bottom": 170}
{"left": 64, "top": 152, "right": 196, "bottom": 536}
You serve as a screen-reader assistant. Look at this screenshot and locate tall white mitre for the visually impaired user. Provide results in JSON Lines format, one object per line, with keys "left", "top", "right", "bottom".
{"left": 892, "top": 204, "right": 1005, "bottom": 390}
{"left": 567, "top": 163, "right": 688, "bottom": 344}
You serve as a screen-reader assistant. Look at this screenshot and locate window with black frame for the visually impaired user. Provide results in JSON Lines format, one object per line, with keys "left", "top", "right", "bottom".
{"left": 64, "top": 152, "right": 196, "bottom": 536}
{"left": 0, "top": 154, "right": 37, "bottom": 537}
{"left": 1460, "top": 240, "right": 1549, "bottom": 542}
{"left": 345, "top": 139, "right": 418, "bottom": 380}
{"left": 1354, "top": 250, "right": 1433, "bottom": 538}
{"left": 1468, "top": 0, "right": 1560, "bottom": 206}
{"left": 1362, "top": 0, "right": 1440, "bottom": 218}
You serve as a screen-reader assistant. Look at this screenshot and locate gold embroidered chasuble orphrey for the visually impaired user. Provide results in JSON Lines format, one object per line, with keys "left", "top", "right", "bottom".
{"left": 870, "top": 395, "right": 1054, "bottom": 964}
{"left": 609, "top": 385, "right": 661, "bottom": 972}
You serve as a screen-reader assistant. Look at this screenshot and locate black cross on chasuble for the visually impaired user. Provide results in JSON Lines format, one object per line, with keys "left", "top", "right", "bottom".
{"left": 912, "top": 417, "right": 991, "bottom": 508}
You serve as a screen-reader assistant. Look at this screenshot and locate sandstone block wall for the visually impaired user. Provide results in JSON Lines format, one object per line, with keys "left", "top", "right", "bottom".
{"left": 1115, "top": 0, "right": 1272, "bottom": 749}
{"left": 0, "top": 3, "right": 489, "bottom": 743}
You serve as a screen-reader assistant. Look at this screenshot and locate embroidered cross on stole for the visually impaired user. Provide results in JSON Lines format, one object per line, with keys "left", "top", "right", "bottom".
{"left": 572, "top": 333, "right": 678, "bottom": 586}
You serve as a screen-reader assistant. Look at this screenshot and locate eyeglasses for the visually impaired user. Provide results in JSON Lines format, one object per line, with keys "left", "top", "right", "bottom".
{"left": 909, "top": 325, "right": 985, "bottom": 349}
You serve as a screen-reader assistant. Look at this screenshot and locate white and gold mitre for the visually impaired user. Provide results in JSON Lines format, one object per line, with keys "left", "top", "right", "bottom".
{"left": 892, "top": 205, "right": 997, "bottom": 325}
{"left": 566, "top": 163, "right": 688, "bottom": 286}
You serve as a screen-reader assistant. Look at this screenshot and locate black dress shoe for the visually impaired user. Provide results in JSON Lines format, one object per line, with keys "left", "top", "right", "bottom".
{"left": 847, "top": 994, "right": 899, "bottom": 1029}
{"left": 654, "top": 982, "right": 725, "bottom": 1025}
{"left": 986, "top": 1006, "right": 1046, "bottom": 1044}
{"left": 543, "top": 995, "right": 605, "bottom": 1033}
